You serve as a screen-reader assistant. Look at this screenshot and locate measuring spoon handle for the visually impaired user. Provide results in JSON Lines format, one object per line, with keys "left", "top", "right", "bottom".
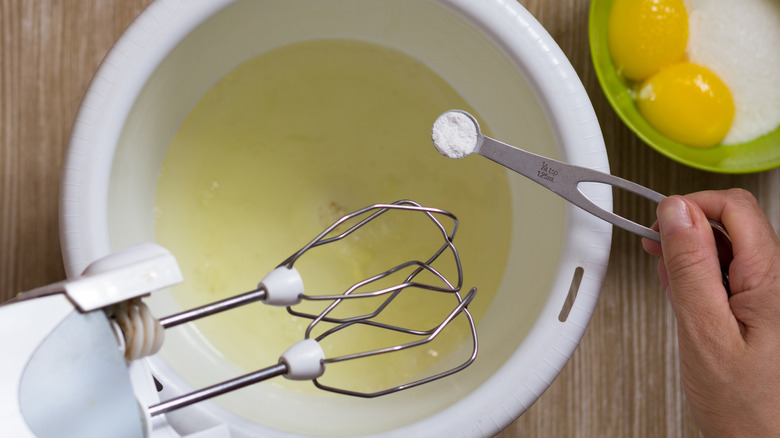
{"left": 476, "top": 134, "right": 664, "bottom": 241}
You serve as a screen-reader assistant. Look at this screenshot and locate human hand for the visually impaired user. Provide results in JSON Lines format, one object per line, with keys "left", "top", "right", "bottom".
{"left": 642, "top": 189, "right": 780, "bottom": 437}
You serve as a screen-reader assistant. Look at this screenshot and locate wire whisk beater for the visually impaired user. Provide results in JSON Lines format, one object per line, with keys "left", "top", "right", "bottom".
{"left": 110, "top": 200, "right": 478, "bottom": 416}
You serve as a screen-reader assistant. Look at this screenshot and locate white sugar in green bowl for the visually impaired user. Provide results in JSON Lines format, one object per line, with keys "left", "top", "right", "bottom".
{"left": 684, "top": 0, "right": 780, "bottom": 146}
{"left": 590, "top": 0, "right": 780, "bottom": 173}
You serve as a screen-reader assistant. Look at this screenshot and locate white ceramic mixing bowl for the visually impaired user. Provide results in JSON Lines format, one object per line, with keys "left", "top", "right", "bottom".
{"left": 60, "top": 0, "right": 612, "bottom": 436}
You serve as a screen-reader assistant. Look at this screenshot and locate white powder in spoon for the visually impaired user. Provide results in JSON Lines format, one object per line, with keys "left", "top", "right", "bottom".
{"left": 431, "top": 111, "right": 479, "bottom": 159}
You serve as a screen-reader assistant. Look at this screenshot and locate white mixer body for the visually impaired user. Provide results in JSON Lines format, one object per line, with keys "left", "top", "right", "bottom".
{"left": 0, "top": 244, "right": 228, "bottom": 438}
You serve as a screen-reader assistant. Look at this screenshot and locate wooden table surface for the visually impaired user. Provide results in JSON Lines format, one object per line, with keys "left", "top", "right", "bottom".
{"left": 2, "top": 1, "right": 778, "bottom": 437}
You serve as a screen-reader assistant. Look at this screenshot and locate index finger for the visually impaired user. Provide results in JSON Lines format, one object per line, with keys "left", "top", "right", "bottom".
{"left": 685, "top": 189, "right": 778, "bottom": 252}
{"left": 685, "top": 189, "right": 780, "bottom": 296}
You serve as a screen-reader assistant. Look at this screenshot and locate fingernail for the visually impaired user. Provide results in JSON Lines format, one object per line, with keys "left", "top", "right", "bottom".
{"left": 657, "top": 196, "right": 693, "bottom": 236}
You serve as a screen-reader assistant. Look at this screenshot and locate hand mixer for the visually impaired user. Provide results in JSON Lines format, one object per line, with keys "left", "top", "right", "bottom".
{"left": 1, "top": 200, "right": 477, "bottom": 438}
{"left": 432, "top": 110, "right": 733, "bottom": 294}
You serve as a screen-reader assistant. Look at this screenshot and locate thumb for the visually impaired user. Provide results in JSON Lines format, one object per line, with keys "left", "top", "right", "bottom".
{"left": 657, "top": 196, "right": 734, "bottom": 334}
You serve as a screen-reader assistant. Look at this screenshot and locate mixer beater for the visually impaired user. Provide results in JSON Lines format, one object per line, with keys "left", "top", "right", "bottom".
{"left": 1, "top": 200, "right": 477, "bottom": 438}
{"left": 146, "top": 200, "right": 478, "bottom": 415}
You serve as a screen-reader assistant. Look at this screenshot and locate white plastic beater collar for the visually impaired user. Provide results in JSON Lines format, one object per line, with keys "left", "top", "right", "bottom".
{"left": 258, "top": 266, "right": 304, "bottom": 306}
{"left": 278, "top": 338, "right": 325, "bottom": 381}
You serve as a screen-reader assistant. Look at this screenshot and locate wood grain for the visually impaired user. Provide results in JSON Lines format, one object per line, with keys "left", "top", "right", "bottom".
{"left": 1, "top": 1, "right": 778, "bottom": 437}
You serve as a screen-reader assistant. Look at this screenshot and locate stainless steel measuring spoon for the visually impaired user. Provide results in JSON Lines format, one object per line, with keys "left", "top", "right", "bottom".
{"left": 432, "top": 110, "right": 733, "bottom": 295}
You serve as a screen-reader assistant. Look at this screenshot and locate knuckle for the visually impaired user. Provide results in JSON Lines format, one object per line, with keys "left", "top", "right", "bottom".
{"left": 726, "top": 188, "right": 758, "bottom": 206}
{"left": 664, "top": 245, "right": 711, "bottom": 281}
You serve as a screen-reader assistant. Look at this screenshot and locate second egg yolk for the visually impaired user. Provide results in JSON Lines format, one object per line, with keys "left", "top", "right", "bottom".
{"left": 608, "top": 0, "right": 689, "bottom": 81}
{"left": 637, "top": 63, "right": 734, "bottom": 148}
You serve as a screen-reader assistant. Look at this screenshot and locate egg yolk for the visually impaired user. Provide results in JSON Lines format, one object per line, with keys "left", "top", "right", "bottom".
{"left": 608, "top": 0, "right": 689, "bottom": 81}
{"left": 637, "top": 63, "right": 734, "bottom": 148}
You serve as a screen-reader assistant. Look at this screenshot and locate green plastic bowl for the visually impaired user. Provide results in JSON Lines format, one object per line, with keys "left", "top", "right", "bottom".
{"left": 589, "top": 0, "right": 780, "bottom": 173}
